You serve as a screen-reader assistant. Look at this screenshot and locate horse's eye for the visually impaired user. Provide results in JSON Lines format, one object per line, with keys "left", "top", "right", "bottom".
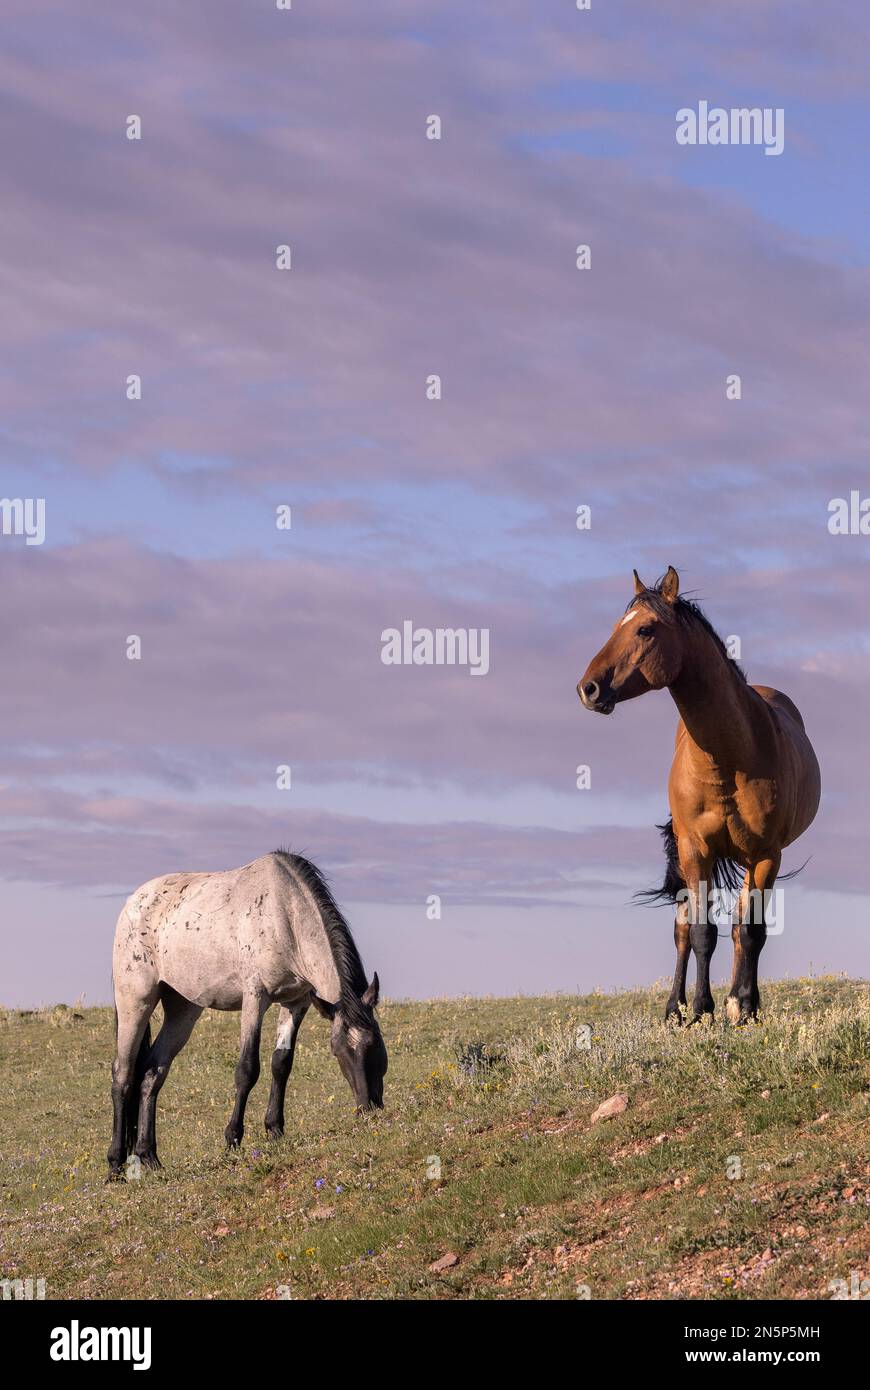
{"left": 637, "top": 625, "right": 654, "bottom": 638}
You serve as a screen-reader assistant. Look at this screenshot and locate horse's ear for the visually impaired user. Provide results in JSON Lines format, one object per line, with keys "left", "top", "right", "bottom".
{"left": 632, "top": 569, "right": 645, "bottom": 596}
{"left": 661, "top": 566, "right": 680, "bottom": 604}
{"left": 313, "top": 995, "right": 337, "bottom": 1021}
{"left": 361, "top": 973, "right": 380, "bottom": 1009}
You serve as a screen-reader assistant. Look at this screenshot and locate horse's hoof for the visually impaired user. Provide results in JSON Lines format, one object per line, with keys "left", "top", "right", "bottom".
{"left": 664, "top": 1005, "right": 684, "bottom": 1026}
{"left": 265, "top": 1124, "right": 284, "bottom": 1141}
{"left": 137, "top": 1152, "right": 162, "bottom": 1171}
{"left": 106, "top": 1167, "right": 125, "bottom": 1185}
{"left": 224, "top": 1136, "right": 242, "bottom": 1152}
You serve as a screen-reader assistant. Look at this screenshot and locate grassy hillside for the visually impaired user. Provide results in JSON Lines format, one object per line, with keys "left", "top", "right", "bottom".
{"left": 1, "top": 977, "right": 868, "bottom": 1300}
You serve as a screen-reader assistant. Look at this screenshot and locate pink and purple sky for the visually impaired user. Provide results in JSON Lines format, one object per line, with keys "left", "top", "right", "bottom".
{"left": 2, "top": 1, "right": 869, "bottom": 1005}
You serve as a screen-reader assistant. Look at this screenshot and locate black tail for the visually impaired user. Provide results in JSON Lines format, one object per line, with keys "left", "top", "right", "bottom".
{"left": 634, "top": 817, "right": 744, "bottom": 906}
{"left": 124, "top": 1023, "right": 152, "bottom": 1155}
{"left": 635, "top": 817, "right": 810, "bottom": 907}
{"left": 635, "top": 818, "right": 686, "bottom": 905}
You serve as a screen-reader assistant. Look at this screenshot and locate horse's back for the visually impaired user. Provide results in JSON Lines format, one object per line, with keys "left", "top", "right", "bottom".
{"left": 119, "top": 860, "right": 268, "bottom": 928}
{"left": 752, "top": 685, "right": 821, "bottom": 842}
{"left": 752, "top": 685, "right": 805, "bottom": 730}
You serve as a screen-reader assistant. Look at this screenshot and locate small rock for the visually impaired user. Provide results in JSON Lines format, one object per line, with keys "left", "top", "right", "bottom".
{"left": 760, "top": 1089, "right": 771, "bottom": 1100}
{"left": 591, "top": 1093, "right": 629, "bottom": 1124}
{"left": 309, "top": 1206, "right": 335, "bottom": 1222}
{"left": 213, "top": 1225, "right": 230, "bottom": 1238}
{"left": 429, "top": 1251, "right": 459, "bottom": 1273}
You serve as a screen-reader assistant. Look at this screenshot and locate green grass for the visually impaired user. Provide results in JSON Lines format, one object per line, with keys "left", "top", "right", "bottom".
{"left": 2, "top": 977, "right": 868, "bottom": 1300}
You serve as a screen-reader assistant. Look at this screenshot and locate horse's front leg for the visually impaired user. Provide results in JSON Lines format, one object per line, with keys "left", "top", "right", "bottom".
{"left": 265, "top": 1003, "right": 310, "bottom": 1139}
{"left": 665, "top": 900, "right": 691, "bottom": 1023}
{"left": 225, "top": 991, "right": 269, "bottom": 1150}
{"left": 726, "top": 855, "right": 778, "bottom": 1025}
{"left": 681, "top": 853, "right": 717, "bottom": 1023}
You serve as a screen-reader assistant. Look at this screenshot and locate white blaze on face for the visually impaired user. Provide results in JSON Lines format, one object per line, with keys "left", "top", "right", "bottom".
{"left": 619, "top": 608, "right": 644, "bottom": 628}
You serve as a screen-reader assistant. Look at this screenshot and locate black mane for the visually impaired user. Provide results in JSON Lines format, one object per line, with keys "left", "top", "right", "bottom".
{"left": 273, "top": 850, "right": 371, "bottom": 1024}
{"left": 627, "top": 575, "right": 747, "bottom": 683}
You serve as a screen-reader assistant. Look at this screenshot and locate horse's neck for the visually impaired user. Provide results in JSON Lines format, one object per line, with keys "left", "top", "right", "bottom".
{"left": 292, "top": 907, "right": 343, "bottom": 1005}
{"left": 668, "top": 629, "right": 759, "bottom": 773}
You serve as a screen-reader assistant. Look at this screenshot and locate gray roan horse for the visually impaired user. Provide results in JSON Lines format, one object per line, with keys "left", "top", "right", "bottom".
{"left": 108, "top": 851, "right": 386, "bottom": 1179}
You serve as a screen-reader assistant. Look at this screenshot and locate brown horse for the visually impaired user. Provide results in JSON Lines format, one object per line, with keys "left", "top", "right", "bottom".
{"left": 577, "top": 567, "right": 820, "bottom": 1025}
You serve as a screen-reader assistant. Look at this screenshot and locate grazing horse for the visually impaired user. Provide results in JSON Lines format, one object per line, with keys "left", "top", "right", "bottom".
{"left": 108, "top": 851, "right": 386, "bottom": 1178}
{"left": 577, "top": 567, "right": 820, "bottom": 1025}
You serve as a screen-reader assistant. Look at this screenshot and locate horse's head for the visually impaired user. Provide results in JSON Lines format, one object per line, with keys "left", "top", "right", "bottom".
{"left": 578, "top": 566, "right": 684, "bottom": 714}
{"left": 316, "top": 973, "right": 387, "bottom": 1111}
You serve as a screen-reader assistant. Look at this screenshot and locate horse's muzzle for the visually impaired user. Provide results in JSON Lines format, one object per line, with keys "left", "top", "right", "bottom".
{"left": 577, "top": 679, "right": 615, "bottom": 714}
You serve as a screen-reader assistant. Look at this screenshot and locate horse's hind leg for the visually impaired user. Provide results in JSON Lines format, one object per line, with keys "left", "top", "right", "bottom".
{"left": 225, "top": 991, "right": 269, "bottom": 1150}
{"left": 665, "top": 901, "right": 691, "bottom": 1023}
{"left": 265, "top": 1003, "right": 310, "bottom": 1138}
{"left": 726, "top": 857, "right": 778, "bottom": 1025}
{"left": 134, "top": 986, "right": 202, "bottom": 1170}
{"left": 108, "top": 987, "right": 159, "bottom": 1180}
